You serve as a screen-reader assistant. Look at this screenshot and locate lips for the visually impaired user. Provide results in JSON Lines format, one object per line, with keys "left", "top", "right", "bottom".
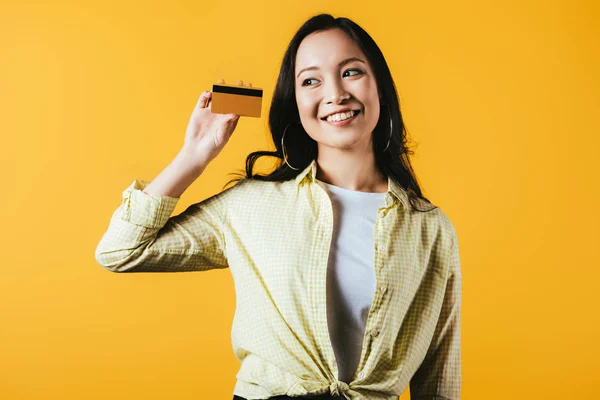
{"left": 320, "top": 110, "right": 361, "bottom": 121}
{"left": 321, "top": 110, "right": 361, "bottom": 127}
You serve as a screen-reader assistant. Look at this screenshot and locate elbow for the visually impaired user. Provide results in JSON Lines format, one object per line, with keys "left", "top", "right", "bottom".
{"left": 94, "top": 249, "right": 126, "bottom": 273}
{"left": 94, "top": 245, "right": 140, "bottom": 273}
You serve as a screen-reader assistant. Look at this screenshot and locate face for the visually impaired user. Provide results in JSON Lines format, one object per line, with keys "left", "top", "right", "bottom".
{"left": 294, "top": 28, "right": 380, "bottom": 153}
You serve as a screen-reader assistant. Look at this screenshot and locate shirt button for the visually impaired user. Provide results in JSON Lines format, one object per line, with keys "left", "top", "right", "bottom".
{"left": 371, "top": 328, "right": 380, "bottom": 337}
{"left": 377, "top": 245, "right": 385, "bottom": 252}
{"left": 357, "top": 371, "right": 365, "bottom": 379}
{"left": 379, "top": 285, "right": 387, "bottom": 293}
{"left": 378, "top": 210, "right": 385, "bottom": 217}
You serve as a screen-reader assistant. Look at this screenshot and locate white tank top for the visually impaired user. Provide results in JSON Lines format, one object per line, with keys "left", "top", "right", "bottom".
{"left": 315, "top": 178, "right": 387, "bottom": 382}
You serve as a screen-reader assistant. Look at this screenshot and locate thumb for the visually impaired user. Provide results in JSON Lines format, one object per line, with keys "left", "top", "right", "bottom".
{"left": 196, "top": 91, "right": 212, "bottom": 109}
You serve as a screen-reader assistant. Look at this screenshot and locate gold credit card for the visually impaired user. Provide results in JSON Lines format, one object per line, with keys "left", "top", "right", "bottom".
{"left": 211, "top": 84, "right": 263, "bottom": 118}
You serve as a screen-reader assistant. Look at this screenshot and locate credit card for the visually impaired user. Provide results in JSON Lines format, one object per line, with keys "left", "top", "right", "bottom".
{"left": 210, "top": 84, "right": 263, "bottom": 118}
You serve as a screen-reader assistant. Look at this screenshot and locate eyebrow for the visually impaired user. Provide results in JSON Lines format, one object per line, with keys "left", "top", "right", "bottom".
{"left": 296, "top": 57, "right": 366, "bottom": 79}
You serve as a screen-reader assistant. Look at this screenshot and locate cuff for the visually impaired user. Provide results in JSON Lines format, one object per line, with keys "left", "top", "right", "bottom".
{"left": 120, "top": 179, "right": 179, "bottom": 228}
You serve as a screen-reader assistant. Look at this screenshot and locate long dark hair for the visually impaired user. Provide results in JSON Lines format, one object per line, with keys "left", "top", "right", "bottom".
{"left": 224, "top": 13, "right": 436, "bottom": 212}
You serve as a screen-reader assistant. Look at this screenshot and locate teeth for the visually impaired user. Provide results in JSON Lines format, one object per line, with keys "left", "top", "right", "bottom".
{"left": 326, "top": 110, "right": 355, "bottom": 122}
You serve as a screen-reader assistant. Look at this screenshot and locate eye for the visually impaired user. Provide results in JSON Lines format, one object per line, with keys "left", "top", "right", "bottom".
{"left": 344, "top": 68, "right": 364, "bottom": 77}
{"left": 302, "top": 68, "right": 364, "bottom": 86}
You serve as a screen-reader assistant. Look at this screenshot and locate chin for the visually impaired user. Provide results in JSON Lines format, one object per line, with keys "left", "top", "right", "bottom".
{"left": 323, "top": 135, "right": 365, "bottom": 149}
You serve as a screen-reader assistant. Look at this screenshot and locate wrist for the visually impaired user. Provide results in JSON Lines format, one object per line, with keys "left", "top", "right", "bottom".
{"left": 174, "top": 148, "right": 210, "bottom": 175}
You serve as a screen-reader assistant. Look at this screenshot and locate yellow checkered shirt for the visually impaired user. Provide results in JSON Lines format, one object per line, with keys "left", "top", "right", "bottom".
{"left": 95, "top": 159, "right": 462, "bottom": 400}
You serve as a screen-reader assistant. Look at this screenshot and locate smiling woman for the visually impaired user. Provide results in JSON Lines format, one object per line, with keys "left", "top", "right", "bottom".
{"left": 95, "top": 11, "right": 461, "bottom": 400}
{"left": 221, "top": 13, "right": 461, "bottom": 400}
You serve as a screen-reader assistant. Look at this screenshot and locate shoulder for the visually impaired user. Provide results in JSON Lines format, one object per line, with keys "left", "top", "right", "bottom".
{"left": 426, "top": 205, "right": 460, "bottom": 271}
{"left": 410, "top": 203, "right": 459, "bottom": 265}
{"left": 427, "top": 205, "right": 458, "bottom": 241}
{"left": 217, "top": 178, "right": 295, "bottom": 208}
{"left": 225, "top": 177, "right": 287, "bottom": 196}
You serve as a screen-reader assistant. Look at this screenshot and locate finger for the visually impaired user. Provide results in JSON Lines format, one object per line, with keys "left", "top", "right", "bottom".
{"left": 216, "top": 78, "right": 225, "bottom": 84}
{"left": 235, "top": 79, "right": 243, "bottom": 86}
{"left": 197, "top": 91, "right": 212, "bottom": 108}
{"left": 245, "top": 82, "right": 252, "bottom": 87}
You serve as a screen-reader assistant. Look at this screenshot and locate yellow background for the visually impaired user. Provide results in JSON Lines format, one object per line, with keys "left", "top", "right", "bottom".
{"left": 1, "top": 0, "right": 598, "bottom": 399}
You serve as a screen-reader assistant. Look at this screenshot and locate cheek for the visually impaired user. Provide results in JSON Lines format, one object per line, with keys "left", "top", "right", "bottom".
{"left": 296, "top": 94, "right": 319, "bottom": 120}
{"left": 363, "top": 80, "right": 380, "bottom": 105}
{"left": 367, "top": 107, "right": 381, "bottom": 127}
{"left": 363, "top": 83, "right": 381, "bottom": 120}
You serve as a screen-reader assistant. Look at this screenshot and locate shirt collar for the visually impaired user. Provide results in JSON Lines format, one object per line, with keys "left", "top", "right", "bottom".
{"left": 294, "top": 158, "right": 410, "bottom": 209}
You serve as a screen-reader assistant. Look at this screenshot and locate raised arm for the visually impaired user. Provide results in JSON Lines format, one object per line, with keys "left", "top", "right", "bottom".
{"left": 95, "top": 84, "right": 246, "bottom": 273}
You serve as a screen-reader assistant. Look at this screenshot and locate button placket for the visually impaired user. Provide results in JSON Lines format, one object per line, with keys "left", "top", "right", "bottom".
{"left": 317, "top": 187, "right": 339, "bottom": 378}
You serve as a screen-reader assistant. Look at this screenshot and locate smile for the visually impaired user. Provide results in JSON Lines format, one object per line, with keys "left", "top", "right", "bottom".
{"left": 321, "top": 110, "right": 360, "bottom": 127}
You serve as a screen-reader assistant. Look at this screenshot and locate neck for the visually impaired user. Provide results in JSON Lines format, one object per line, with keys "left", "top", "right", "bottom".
{"left": 315, "top": 146, "right": 387, "bottom": 193}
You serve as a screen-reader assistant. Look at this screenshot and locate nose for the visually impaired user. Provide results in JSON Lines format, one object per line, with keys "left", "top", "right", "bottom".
{"left": 324, "top": 78, "right": 350, "bottom": 104}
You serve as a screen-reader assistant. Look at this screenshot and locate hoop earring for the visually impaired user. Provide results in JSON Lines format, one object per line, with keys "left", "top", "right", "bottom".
{"left": 282, "top": 124, "right": 301, "bottom": 170}
{"left": 382, "top": 115, "right": 392, "bottom": 152}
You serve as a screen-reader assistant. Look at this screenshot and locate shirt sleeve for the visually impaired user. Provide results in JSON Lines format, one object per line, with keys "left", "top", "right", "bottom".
{"left": 94, "top": 178, "right": 230, "bottom": 273}
{"left": 410, "top": 232, "right": 462, "bottom": 400}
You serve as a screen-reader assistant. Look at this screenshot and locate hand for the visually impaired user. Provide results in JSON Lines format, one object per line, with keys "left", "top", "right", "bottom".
{"left": 181, "top": 79, "right": 253, "bottom": 167}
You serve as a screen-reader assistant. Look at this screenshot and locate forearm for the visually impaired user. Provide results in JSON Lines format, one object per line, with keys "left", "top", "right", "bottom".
{"left": 143, "top": 149, "right": 210, "bottom": 198}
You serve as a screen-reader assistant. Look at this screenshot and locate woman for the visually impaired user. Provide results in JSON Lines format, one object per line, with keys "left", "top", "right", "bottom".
{"left": 96, "top": 13, "right": 462, "bottom": 400}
